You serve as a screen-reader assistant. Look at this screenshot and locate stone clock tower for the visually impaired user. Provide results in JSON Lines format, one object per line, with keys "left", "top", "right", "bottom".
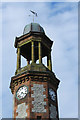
{"left": 10, "top": 23, "right": 60, "bottom": 119}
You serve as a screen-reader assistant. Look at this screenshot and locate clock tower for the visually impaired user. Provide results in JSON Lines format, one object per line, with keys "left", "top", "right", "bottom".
{"left": 10, "top": 23, "right": 60, "bottom": 119}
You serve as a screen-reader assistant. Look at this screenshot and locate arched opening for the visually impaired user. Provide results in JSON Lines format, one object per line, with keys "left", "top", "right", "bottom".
{"left": 21, "top": 56, "right": 27, "bottom": 68}
{"left": 42, "top": 56, "right": 47, "bottom": 67}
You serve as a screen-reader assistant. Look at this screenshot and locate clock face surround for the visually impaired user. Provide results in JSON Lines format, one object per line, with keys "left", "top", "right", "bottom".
{"left": 49, "top": 88, "right": 56, "bottom": 101}
{"left": 16, "top": 85, "right": 28, "bottom": 100}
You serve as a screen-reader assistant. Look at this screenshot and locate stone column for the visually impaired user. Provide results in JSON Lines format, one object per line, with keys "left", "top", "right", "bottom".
{"left": 47, "top": 51, "right": 52, "bottom": 71}
{"left": 38, "top": 41, "right": 42, "bottom": 64}
{"left": 31, "top": 41, "right": 35, "bottom": 63}
{"left": 47, "top": 55, "right": 49, "bottom": 69}
{"left": 17, "top": 47, "right": 21, "bottom": 70}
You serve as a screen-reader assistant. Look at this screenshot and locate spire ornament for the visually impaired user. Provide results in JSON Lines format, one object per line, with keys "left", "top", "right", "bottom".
{"left": 29, "top": 10, "right": 38, "bottom": 22}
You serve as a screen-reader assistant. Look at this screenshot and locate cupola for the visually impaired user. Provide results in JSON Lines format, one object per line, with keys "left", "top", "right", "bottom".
{"left": 23, "top": 23, "right": 45, "bottom": 35}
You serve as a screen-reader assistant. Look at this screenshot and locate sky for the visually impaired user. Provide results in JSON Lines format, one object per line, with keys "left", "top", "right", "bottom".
{"left": 0, "top": 1, "right": 78, "bottom": 119}
{"left": 0, "top": 0, "right": 80, "bottom": 2}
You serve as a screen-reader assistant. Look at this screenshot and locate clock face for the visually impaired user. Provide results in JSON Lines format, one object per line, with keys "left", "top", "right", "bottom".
{"left": 16, "top": 85, "right": 28, "bottom": 100}
{"left": 49, "top": 88, "right": 56, "bottom": 101}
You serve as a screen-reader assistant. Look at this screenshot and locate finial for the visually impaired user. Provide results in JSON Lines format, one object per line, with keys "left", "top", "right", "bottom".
{"left": 29, "top": 10, "right": 38, "bottom": 22}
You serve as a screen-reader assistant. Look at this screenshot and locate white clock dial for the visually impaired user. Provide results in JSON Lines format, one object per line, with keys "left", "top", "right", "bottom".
{"left": 49, "top": 88, "right": 56, "bottom": 101}
{"left": 16, "top": 85, "right": 28, "bottom": 100}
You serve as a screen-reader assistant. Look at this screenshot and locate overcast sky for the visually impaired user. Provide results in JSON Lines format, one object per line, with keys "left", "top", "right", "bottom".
{"left": 0, "top": 1, "right": 78, "bottom": 119}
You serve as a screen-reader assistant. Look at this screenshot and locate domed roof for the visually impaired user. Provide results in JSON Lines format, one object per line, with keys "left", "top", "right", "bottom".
{"left": 23, "top": 23, "right": 45, "bottom": 35}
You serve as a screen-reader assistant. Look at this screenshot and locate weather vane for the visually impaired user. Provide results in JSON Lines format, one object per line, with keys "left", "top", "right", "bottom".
{"left": 29, "top": 10, "right": 38, "bottom": 22}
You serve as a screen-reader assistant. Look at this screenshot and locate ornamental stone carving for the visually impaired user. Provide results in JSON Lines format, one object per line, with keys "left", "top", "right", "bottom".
{"left": 16, "top": 103, "right": 28, "bottom": 118}
{"left": 31, "top": 84, "right": 46, "bottom": 113}
{"left": 50, "top": 104, "right": 57, "bottom": 118}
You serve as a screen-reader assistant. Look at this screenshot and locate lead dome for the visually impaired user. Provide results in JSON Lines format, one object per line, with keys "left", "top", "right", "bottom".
{"left": 23, "top": 23, "right": 45, "bottom": 35}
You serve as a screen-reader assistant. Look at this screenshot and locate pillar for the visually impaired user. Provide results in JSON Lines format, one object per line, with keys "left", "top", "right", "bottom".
{"left": 17, "top": 47, "right": 21, "bottom": 70}
{"left": 47, "top": 51, "right": 52, "bottom": 71}
{"left": 38, "top": 41, "right": 42, "bottom": 64}
{"left": 31, "top": 41, "right": 35, "bottom": 63}
{"left": 47, "top": 55, "right": 49, "bottom": 69}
